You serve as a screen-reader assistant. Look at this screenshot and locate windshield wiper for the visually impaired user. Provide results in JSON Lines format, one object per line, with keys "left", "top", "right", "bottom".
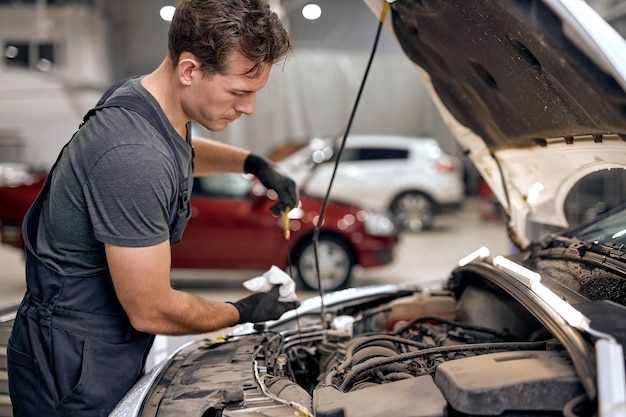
{"left": 539, "top": 235, "right": 626, "bottom": 257}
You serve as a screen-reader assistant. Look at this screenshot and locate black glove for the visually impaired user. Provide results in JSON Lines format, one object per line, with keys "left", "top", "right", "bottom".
{"left": 231, "top": 286, "right": 299, "bottom": 324}
{"left": 244, "top": 153, "right": 298, "bottom": 215}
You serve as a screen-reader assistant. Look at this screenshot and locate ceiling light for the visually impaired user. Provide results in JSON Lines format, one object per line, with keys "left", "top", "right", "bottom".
{"left": 302, "top": 4, "right": 322, "bottom": 20}
{"left": 160, "top": 5, "right": 176, "bottom": 22}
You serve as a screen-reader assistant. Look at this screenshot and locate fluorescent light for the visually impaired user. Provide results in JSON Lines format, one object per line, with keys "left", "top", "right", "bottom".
{"left": 530, "top": 282, "right": 590, "bottom": 330}
{"left": 493, "top": 255, "right": 541, "bottom": 287}
{"left": 160, "top": 5, "right": 176, "bottom": 22}
{"left": 458, "top": 246, "right": 490, "bottom": 266}
{"left": 595, "top": 338, "right": 626, "bottom": 416}
{"left": 302, "top": 4, "right": 322, "bottom": 20}
{"left": 492, "top": 256, "right": 589, "bottom": 328}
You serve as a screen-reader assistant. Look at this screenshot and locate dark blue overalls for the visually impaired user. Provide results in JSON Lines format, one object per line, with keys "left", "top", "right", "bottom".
{"left": 7, "top": 78, "right": 192, "bottom": 417}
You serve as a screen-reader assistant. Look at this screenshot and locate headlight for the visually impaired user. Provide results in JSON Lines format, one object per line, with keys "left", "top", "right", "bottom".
{"left": 362, "top": 211, "right": 396, "bottom": 236}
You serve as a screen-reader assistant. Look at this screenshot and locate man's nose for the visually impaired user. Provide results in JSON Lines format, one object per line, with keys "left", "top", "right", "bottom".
{"left": 234, "top": 93, "right": 256, "bottom": 115}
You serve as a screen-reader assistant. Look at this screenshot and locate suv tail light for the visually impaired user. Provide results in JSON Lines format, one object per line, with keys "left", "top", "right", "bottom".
{"left": 434, "top": 157, "right": 458, "bottom": 173}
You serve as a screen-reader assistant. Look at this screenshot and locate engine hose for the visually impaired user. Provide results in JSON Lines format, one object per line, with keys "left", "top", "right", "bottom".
{"left": 433, "top": 331, "right": 458, "bottom": 346}
{"left": 266, "top": 377, "right": 313, "bottom": 411}
{"left": 340, "top": 340, "right": 548, "bottom": 391}
{"left": 336, "top": 335, "right": 430, "bottom": 372}
{"left": 351, "top": 346, "right": 399, "bottom": 370}
{"left": 344, "top": 363, "right": 410, "bottom": 389}
{"left": 324, "top": 369, "right": 338, "bottom": 386}
{"left": 380, "top": 372, "right": 414, "bottom": 383}
{"left": 392, "top": 315, "right": 513, "bottom": 340}
{"left": 562, "top": 393, "right": 590, "bottom": 417}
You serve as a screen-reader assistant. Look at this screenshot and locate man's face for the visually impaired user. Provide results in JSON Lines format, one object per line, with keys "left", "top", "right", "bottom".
{"left": 184, "top": 52, "right": 272, "bottom": 132}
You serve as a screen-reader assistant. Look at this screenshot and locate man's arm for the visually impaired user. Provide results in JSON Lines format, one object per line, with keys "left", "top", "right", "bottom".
{"left": 106, "top": 241, "right": 240, "bottom": 335}
{"left": 192, "top": 136, "right": 299, "bottom": 214}
{"left": 192, "top": 136, "right": 250, "bottom": 177}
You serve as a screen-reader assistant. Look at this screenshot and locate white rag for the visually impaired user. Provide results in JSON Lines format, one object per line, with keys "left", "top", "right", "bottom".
{"left": 243, "top": 265, "right": 298, "bottom": 302}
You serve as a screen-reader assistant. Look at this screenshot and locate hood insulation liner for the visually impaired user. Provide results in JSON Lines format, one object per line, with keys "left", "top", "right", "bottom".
{"left": 390, "top": 0, "right": 626, "bottom": 150}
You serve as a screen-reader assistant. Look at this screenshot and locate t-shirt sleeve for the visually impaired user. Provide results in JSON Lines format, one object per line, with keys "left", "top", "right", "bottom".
{"left": 85, "top": 143, "right": 177, "bottom": 247}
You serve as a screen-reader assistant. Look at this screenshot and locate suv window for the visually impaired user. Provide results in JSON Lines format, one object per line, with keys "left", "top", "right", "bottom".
{"left": 193, "top": 174, "right": 252, "bottom": 198}
{"left": 325, "top": 147, "right": 409, "bottom": 163}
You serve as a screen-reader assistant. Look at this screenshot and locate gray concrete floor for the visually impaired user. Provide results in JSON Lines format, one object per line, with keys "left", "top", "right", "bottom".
{"left": 0, "top": 197, "right": 511, "bottom": 307}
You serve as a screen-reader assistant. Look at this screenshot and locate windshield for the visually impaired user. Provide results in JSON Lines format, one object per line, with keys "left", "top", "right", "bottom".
{"left": 563, "top": 204, "right": 626, "bottom": 248}
{"left": 531, "top": 205, "right": 626, "bottom": 307}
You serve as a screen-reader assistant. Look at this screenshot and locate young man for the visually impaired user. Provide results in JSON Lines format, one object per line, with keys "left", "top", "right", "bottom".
{"left": 7, "top": 1, "right": 298, "bottom": 416}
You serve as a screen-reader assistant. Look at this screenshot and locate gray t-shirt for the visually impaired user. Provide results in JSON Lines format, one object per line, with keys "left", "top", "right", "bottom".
{"left": 36, "top": 77, "right": 194, "bottom": 276}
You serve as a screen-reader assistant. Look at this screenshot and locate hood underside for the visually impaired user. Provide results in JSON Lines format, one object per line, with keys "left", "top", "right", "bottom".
{"left": 364, "top": 0, "right": 626, "bottom": 246}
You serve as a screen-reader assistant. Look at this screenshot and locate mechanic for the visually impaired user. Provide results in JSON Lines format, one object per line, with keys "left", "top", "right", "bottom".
{"left": 7, "top": 1, "right": 299, "bottom": 416}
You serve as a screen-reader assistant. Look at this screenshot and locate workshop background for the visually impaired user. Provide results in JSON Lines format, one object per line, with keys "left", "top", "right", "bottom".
{"left": 0, "top": 0, "right": 450, "bottom": 170}
{"left": 1, "top": 0, "right": 625, "bottom": 169}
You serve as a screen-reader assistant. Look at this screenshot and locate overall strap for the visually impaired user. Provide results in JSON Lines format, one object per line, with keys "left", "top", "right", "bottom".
{"left": 80, "top": 76, "right": 189, "bottom": 173}
{"left": 80, "top": 75, "right": 170, "bottom": 140}
{"left": 90, "top": 95, "right": 171, "bottom": 143}
{"left": 78, "top": 77, "right": 193, "bottom": 242}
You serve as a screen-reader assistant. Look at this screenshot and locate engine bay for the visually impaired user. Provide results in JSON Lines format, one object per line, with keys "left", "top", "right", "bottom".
{"left": 266, "top": 285, "right": 582, "bottom": 417}
{"left": 142, "top": 275, "right": 592, "bottom": 417}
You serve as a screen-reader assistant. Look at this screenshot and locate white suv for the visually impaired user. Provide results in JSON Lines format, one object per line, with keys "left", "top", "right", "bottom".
{"left": 278, "top": 134, "right": 465, "bottom": 232}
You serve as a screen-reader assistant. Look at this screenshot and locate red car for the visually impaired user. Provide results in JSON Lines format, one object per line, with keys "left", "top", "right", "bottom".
{"left": 0, "top": 171, "right": 46, "bottom": 249}
{"left": 0, "top": 172, "right": 398, "bottom": 291}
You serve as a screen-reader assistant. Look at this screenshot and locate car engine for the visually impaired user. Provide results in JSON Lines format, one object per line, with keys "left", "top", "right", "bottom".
{"left": 140, "top": 273, "right": 593, "bottom": 417}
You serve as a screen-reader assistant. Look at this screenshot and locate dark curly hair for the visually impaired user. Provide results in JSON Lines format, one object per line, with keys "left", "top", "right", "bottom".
{"left": 168, "top": 0, "right": 292, "bottom": 78}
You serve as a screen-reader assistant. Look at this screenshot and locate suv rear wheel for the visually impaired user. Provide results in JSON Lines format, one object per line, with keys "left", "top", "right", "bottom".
{"left": 391, "top": 192, "right": 434, "bottom": 232}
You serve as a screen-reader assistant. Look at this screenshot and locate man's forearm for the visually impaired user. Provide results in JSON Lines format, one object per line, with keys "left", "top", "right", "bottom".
{"left": 192, "top": 136, "right": 250, "bottom": 176}
{"left": 106, "top": 242, "right": 241, "bottom": 335}
{"left": 134, "top": 289, "right": 240, "bottom": 335}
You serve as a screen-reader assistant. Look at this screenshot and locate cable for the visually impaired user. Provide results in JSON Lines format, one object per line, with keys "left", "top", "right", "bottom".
{"left": 286, "top": 250, "right": 304, "bottom": 339}
{"left": 340, "top": 340, "right": 548, "bottom": 391}
{"left": 312, "top": 1, "right": 392, "bottom": 323}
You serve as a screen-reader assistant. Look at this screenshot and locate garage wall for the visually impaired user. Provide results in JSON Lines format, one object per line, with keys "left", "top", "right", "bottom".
{"left": 0, "top": 3, "right": 111, "bottom": 169}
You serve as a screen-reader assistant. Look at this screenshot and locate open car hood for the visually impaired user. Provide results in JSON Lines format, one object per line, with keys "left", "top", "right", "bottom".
{"left": 364, "top": 0, "right": 626, "bottom": 247}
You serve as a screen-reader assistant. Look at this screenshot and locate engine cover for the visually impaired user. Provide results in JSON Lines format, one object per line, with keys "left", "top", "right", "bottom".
{"left": 434, "top": 350, "right": 585, "bottom": 415}
{"left": 313, "top": 375, "right": 446, "bottom": 417}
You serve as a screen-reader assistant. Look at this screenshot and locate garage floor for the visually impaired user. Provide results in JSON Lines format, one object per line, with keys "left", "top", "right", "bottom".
{"left": 0, "top": 197, "right": 511, "bottom": 307}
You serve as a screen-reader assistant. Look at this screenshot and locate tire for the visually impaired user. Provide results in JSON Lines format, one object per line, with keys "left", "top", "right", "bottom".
{"left": 390, "top": 192, "right": 434, "bottom": 233}
{"left": 293, "top": 235, "right": 354, "bottom": 291}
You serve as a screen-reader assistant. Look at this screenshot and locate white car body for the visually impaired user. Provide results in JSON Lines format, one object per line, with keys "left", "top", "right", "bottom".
{"left": 278, "top": 134, "right": 465, "bottom": 232}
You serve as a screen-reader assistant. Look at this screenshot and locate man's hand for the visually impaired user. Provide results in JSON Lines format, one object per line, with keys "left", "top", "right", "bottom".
{"left": 231, "top": 286, "right": 299, "bottom": 324}
{"left": 244, "top": 153, "right": 298, "bottom": 215}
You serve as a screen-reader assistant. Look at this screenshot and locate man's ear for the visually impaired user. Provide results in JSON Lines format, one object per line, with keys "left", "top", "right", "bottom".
{"left": 177, "top": 52, "right": 200, "bottom": 86}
